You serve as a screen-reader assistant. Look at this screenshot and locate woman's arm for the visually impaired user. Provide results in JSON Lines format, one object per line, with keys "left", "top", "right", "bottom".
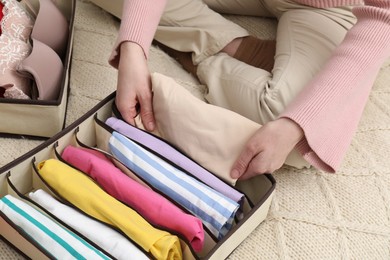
{"left": 109, "top": 0, "right": 167, "bottom": 66}
{"left": 232, "top": 0, "right": 390, "bottom": 178}
{"left": 109, "top": 0, "right": 167, "bottom": 130}
{"left": 282, "top": 0, "right": 390, "bottom": 171}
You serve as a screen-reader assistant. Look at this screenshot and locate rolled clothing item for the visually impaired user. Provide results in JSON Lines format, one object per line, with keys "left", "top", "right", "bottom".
{"left": 105, "top": 116, "right": 244, "bottom": 204}
{"left": 0, "top": 195, "right": 111, "bottom": 260}
{"left": 150, "top": 72, "right": 309, "bottom": 185}
{"left": 62, "top": 145, "right": 205, "bottom": 252}
{"left": 109, "top": 131, "right": 240, "bottom": 239}
{"left": 29, "top": 189, "right": 149, "bottom": 260}
{"left": 37, "top": 159, "right": 182, "bottom": 260}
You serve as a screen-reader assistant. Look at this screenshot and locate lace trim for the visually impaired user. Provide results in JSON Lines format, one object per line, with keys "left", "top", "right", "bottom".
{"left": 0, "top": 0, "right": 34, "bottom": 42}
{"left": 0, "top": 0, "right": 34, "bottom": 99}
{"left": 3, "top": 85, "right": 30, "bottom": 99}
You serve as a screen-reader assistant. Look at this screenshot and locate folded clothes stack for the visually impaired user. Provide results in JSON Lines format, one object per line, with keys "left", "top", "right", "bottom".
{"left": 36, "top": 158, "right": 183, "bottom": 260}
{"left": 0, "top": 118, "right": 249, "bottom": 259}
{"left": 0, "top": 0, "right": 68, "bottom": 100}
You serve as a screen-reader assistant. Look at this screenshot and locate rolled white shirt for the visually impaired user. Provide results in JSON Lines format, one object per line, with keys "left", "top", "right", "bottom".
{"left": 29, "top": 189, "right": 149, "bottom": 260}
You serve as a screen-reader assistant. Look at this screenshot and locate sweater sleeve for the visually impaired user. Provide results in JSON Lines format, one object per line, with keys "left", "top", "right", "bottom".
{"left": 108, "top": 0, "right": 167, "bottom": 68}
{"left": 294, "top": 0, "right": 363, "bottom": 8}
{"left": 280, "top": 0, "right": 390, "bottom": 172}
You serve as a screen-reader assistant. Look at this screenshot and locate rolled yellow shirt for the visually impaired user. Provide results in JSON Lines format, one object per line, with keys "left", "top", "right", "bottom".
{"left": 37, "top": 159, "right": 182, "bottom": 260}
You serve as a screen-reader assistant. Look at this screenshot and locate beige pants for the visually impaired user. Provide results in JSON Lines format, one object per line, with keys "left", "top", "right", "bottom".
{"left": 155, "top": 0, "right": 358, "bottom": 124}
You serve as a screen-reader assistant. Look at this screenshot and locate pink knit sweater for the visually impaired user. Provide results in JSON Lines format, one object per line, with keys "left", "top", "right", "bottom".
{"left": 110, "top": 0, "right": 390, "bottom": 173}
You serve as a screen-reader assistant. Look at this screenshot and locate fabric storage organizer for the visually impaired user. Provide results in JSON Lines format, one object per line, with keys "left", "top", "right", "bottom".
{"left": 0, "top": 0, "right": 75, "bottom": 138}
{"left": 0, "top": 86, "right": 276, "bottom": 259}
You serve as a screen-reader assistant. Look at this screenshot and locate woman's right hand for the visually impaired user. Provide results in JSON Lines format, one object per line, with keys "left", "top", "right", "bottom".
{"left": 116, "top": 41, "right": 155, "bottom": 131}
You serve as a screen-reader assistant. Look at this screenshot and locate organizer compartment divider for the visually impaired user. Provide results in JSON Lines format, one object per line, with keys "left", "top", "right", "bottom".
{"left": 0, "top": 92, "right": 276, "bottom": 259}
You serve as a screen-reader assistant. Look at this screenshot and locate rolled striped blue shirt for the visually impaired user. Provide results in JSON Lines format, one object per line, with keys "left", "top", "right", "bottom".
{"left": 109, "top": 131, "right": 239, "bottom": 239}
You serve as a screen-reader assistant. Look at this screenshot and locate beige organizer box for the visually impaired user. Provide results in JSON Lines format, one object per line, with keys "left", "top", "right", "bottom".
{"left": 0, "top": 93, "right": 275, "bottom": 259}
{"left": 0, "top": 0, "right": 75, "bottom": 138}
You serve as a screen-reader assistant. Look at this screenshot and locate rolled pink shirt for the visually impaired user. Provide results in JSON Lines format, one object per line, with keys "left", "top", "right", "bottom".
{"left": 62, "top": 145, "right": 205, "bottom": 252}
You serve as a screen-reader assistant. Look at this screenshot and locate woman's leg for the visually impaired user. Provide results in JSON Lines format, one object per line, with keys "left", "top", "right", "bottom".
{"left": 198, "top": 2, "right": 358, "bottom": 124}
{"left": 154, "top": 0, "right": 273, "bottom": 64}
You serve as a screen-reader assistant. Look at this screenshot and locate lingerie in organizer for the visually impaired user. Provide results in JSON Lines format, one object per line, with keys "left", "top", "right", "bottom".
{"left": 0, "top": 0, "right": 68, "bottom": 100}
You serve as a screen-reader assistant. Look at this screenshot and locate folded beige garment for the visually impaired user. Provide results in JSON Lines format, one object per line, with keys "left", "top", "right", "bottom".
{"left": 136, "top": 72, "right": 310, "bottom": 185}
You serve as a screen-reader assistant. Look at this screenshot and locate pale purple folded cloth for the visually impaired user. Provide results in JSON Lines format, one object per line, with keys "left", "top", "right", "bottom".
{"left": 105, "top": 117, "right": 244, "bottom": 204}
{"left": 62, "top": 145, "right": 205, "bottom": 252}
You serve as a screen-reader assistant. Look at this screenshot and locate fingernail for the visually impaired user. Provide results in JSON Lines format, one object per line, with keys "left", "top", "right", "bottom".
{"left": 231, "top": 169, "right": 240, "bottom": 179}
{"left": 148, "top": 122, "right": 155, "bottom": 131}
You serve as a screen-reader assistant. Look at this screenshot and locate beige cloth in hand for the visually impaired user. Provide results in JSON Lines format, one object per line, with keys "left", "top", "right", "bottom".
{"left": 136, "top": 73, "right": 310, "bottom": 185}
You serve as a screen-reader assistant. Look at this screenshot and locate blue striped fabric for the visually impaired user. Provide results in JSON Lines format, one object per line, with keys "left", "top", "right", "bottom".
{"left": 109, "top": 131, "right": 239, "bottom": 239}
{"left": 0, "top": 195, "right": 111, "bottom": 260}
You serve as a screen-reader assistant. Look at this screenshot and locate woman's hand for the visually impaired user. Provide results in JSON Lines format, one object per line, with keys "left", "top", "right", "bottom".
{"left": 231, "top": 118, "right": 304, "bottom": 180}
{"left": 116, "top": 42, "right": 155, "bottom": 131}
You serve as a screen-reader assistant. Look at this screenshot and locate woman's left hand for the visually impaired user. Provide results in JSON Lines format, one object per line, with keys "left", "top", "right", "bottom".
{"left": 230, "top": 118, "right": 304, "bottom": 180}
